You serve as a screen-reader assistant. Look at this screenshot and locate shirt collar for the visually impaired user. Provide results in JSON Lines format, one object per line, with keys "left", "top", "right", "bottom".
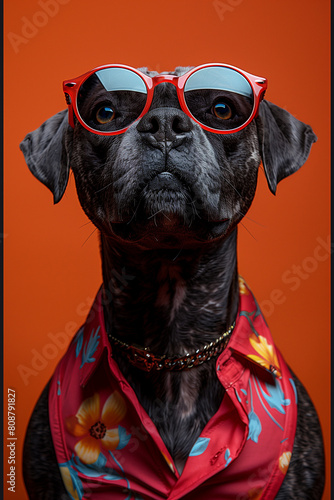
{"left": 219, "top": 276, "right": 281, "bottom": 378}
{"left": 79, "top": 287, "right": 110, "bottom": 387}
{"left": 79, "top": 277, "right": 281, "bottom": 388}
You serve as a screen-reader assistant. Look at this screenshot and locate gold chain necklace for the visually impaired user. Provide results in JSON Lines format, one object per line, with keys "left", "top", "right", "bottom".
{"left": 108, "top": 322, "right": 235, "bottom": 372}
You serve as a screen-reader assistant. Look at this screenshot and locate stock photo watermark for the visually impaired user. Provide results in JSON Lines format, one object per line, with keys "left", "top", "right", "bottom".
{"left": 7, "top": 0, "right": 71, "bottom": 54}
{"left": 259, "top": 235, "right": 331, "bottom": 318}
{"left": 6, "top": 388, "right": 17, "bottom": 493}
{"left": 213, "top": 0, "right": 244, "bottom": 21}
{"left": 17, "top": 267, "right": 136, "bottom": 386}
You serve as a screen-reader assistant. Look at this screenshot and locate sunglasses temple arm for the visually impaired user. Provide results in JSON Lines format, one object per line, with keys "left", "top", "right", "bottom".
{"left": 67, "top": 106, "right": 75, "bottom": 128}
{"left": 63, "top": 84, "right": 75, "bottom": 128}
{"left": 65, "top": 101, "right": 75, "bottom": 128}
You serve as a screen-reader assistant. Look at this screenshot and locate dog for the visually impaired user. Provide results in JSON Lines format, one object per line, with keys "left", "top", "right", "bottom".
{"left": 20, "top": 64, "right": 325, "bottom": 499}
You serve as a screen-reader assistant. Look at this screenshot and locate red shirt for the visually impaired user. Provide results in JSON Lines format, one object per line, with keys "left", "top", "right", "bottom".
{"left": 49, "top": 277, "right": 297, "bottom": 500}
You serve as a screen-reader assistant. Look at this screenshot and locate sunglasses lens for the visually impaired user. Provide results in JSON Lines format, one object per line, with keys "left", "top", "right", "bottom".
{"left": 77, "top": 67, "right": 148, "bottom": 132}
{"left": 184, "top": 66, "right": 254, "bottom": 131}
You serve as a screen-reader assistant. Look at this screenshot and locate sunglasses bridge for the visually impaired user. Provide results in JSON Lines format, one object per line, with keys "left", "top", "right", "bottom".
{"left": 144, "top": 74, "right": 184, "bottom": 90}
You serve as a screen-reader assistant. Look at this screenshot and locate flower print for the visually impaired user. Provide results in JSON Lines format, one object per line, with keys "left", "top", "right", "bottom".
{"left": 252, "top": 376, "right": 284, "bottom": 431}
{"left": 80, "top": 327, "right": 100, "bottom": 369}
{"left": 248, "top": 409, "right": 262, "bottom": 443}
{"left": 248, "top": 487, "right": 262, "bottom": 499}
{"left": 189, "top": 437, "right": 210, "bottom": 456}
{"left": 289, "top": 378, "right": 298, "bottom": 404}
{"left": 75, "top": 327, "right": 84, "bottom": 358}
{"left": 260, "top": 378, "right": 290, "bottom": 414}
{"left": 59, "top": 462, "right": 84, "bottom": 500}
{"left": 224, "top": 448, "right": 232, "bottom": 468}
{"left": 247, "top": 378, "right": 262, "bottom": 443}
{"left": 238, "top": 276, "right": 249, "bottom": 295}
{"left": 279, "top": 451, "right": 292, "bottom": 474}
{"left": 73, "top": 452, "right": 124, "bottom": 481}
{"left": 161, "top": 451, "right": 175, "bottom": 474}
{"left": 248, "top": 334, "right": 281, "bottom": 378}
{"left": 59, "top": 467, "right": 80, "bottom": 500}
{"left": 66, "top": 391, "right": 127, "bottom": 464}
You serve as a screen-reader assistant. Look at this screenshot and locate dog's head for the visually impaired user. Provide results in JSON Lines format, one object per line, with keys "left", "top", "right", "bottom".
{"left": 20, "top": 66, "right": 316, "bottom": 249}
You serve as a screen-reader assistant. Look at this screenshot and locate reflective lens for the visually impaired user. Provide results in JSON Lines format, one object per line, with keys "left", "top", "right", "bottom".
{"left": 77, "top": 67, "right": 148, "bottom": 132}
{"left": 184, "top": 66, "right": 254, "bottom": 131}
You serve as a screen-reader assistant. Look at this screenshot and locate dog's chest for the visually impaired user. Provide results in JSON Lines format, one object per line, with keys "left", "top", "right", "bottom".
{"left": 129, "top": 363, "right": 225, "bottom": 474}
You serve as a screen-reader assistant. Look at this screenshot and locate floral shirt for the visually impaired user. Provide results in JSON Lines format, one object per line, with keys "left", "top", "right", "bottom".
{"left": 49, "top": 277, "right": 297, "bottom": 500}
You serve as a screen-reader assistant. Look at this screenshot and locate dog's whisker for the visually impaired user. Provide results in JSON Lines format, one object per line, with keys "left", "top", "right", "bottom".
{"left": 162, "top": 212, "right": 171, "bottom": 221}
{"left": 239, "top": 222, "right": 257, "bottom": 240}
{"left": 242, "top": 215, "right": 266, "bottom": 227}
{"left": 95, "top": 182, "right": 113, "bottom": 195}
{"left": 80, "top": 220, "right": 95, "bottom": 228}
{"left": 126, "top": 192, "right": 146, "bottom": 225}
{"left": 81, "top": 227, "right": 98, "bottom": 247}
{"left": 221, "top": 175, "right": 243, "bottom": 198}
{"left": 231, "top": 206, "right": 266, "bottom": 228}
{"left": 127, "top": 204, "right": 142, "bottom": 225}
{"left": 172, "top": 246, "right": 184, "bottom": 261}
{"left": 147, "top": 209, "right": 164, "bottom": 220}
{"left": 186, "top": 199, "right": 201, "bottom": 219}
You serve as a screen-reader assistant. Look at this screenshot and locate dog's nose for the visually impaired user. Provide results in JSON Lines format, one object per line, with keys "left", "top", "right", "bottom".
{"left": 137, "top": 108, "right": 193, "bottom": 150}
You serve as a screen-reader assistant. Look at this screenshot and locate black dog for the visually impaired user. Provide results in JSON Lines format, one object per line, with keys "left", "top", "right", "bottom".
{"left": 20, "top": 66, "right": 325, "bottom": 499}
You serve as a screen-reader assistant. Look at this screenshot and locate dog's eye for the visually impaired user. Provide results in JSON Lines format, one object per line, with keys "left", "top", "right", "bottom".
{"left": 96, "top": 106, "right": 115, "bottom": 124}
{"left": 212, "top": 102, "right": 233, "bottom": 120}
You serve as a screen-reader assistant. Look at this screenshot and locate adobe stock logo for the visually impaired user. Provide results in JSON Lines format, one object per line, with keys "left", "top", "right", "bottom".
{"left": 7, "top": 0, "right": 71, "bottom": 54}
{"left": 213, "top": 0, "right": 244, "bottom": 21}
{"left": 259, "top": 235, "right": 331, "bottom": 318}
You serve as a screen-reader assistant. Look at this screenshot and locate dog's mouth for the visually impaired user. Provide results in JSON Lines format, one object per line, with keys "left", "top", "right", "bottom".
{"left": 110, "top": 172, "right": 230, "bottom": 247}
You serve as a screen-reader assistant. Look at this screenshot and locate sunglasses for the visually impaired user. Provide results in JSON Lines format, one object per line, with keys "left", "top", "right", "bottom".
{"left": 63, "top": 63, "right": 267, "bottom": 136}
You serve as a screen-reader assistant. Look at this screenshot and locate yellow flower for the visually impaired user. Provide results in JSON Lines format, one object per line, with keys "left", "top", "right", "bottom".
{"left": 248, "top": 487, "right": 262, "bottom": 499}
{"left": 238, "top": 276, "right": 249, "bottom": 295}
{"left": 248, "top": 334, "right": 281, "bottom": 378}
{"left": 59, "top": 467, "right": 80, "bottom": 500}
{"left": 66, "top": 392, "right": 127, "bottom": 464}
{"left": 279, "top": 451, "right": 292, "bottom": 474}
{"left": 161, "top": 451, "right": 175, "bottom": 474}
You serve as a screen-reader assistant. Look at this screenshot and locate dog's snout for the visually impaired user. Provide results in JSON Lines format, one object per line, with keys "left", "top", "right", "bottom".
{"left": 137, "top": 108, "right": 193, "bottom": 149}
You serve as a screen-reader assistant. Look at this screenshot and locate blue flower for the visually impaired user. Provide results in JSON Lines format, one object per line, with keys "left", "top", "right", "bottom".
{"left": 253, "top": 376, "right": 284, "bottom": 431}
{"left": 247, "top": 378, "right": 262, "bottom": 443}
{"left": 73, "top": 453, "right": 123, "bottom": 481}
{"left": 75, "top": 327, "right": 84, "bottom": 358}
{"left": 224, "top": 448, "right": 232, "bottom": 467}
{"left": 189, "top": 437, "right": 210, "bottom": 456}
{"left": 60, "top": 448, "right": 140, "bottom": 499}
{"left": 80, "top": 327, "right": 100, "bottom": 368}
{"left": 248, "top": 409, "right": 262, "bottom": 443}
{"left": 59, "top": 457, "right": 84, "bottom": 500}
{"left": 289, "top": 378, "right": 298, "bottom": 404}
{"left": 260, "top": 378, "right": 290, "bottom": 414}
{"left": 116, "top": 426, "right": 132, "bottom": 450}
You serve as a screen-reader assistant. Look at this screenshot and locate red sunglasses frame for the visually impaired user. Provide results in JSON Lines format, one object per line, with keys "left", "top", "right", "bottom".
{"left": 63, "top": 63, "right": 267, "bottom": 136}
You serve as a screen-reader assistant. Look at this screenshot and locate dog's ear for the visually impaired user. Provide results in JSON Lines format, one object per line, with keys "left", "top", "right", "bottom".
{"left": 20, "top": 110, "right": 72, "bottom": 204}
{"left": 256, "top": 100, "right": 317, "bottom": 194}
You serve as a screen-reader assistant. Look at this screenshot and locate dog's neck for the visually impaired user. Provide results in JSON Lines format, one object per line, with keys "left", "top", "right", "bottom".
{"left": 100, "top": 229, "right": 239, "bottom": 353}
{"left": 100, "top": 229, "right": 239, "bottom": 472}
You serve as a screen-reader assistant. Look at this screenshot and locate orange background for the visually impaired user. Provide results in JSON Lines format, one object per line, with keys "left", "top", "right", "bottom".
{"left": 4, "top": 0, "right": 330, "bottom": 498}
